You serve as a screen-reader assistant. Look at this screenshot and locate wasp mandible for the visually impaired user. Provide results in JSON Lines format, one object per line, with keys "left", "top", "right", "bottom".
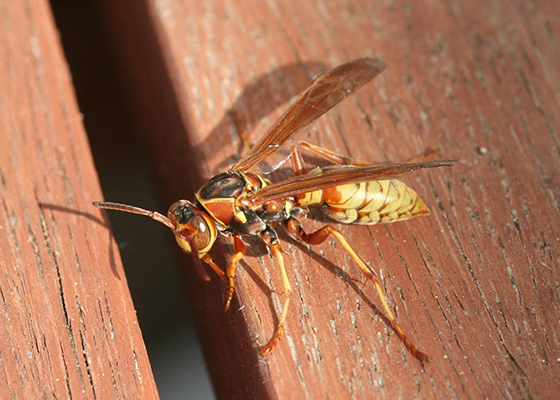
{"left": 94, "top": 57, "right": 456, "bottom": 361}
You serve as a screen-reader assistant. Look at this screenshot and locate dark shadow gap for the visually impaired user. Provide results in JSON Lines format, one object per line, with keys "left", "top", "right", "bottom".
{"left": 47, "top": 1, "right": 215, "bottom": 399}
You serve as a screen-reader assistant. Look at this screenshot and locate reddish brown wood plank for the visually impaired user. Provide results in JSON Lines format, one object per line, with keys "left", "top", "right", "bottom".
{"left": 96, "top": 0, "right": 560, "bottom": 398}
{"left": 0, "top": 0, "right": 158, "bottom": 398}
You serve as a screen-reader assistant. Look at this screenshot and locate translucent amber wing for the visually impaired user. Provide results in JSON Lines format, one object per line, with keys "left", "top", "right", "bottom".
{"left": 231, "top": 57, "right": 387, "bottom": 172}
{"left": 245, "top": 160, "right": 457, "bottom": 206}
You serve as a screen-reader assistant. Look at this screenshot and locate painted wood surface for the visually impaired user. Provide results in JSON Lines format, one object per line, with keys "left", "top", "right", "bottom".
{"left": 91, "top": 0, "right": 560, "bottom": 398}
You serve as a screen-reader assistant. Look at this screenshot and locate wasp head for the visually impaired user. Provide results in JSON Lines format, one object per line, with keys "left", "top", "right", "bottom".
{"left": 167, "top": 200, "right": 218, "bottom": 259}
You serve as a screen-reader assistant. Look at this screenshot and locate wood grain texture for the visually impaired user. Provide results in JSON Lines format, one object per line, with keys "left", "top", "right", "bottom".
{"left": 0, "top": 0, "right": 159, "bottom": 398}
{"left": 96, "top": 0, "right": 560, "bottom": 398}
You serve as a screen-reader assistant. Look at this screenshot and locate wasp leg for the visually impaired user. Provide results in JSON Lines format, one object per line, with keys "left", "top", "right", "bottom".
{"left": 230, "top": 109, "right": 252, "bottom": 153}
{"left": 202, "top": 254, "right": 226, "bottom": 282}
{"left": 292, "top": 141, "right": 437, "bottom": 171}
{"left": 259, "top": 228, "right": 292, "bottom": 355}
{"left": 404, "top": 148, "right": 436, "bottom": 163}
{"left": 290, "top": 141, "right": 372, "bottom": 175}
{"left": 221, "top": 234, "right": 246, "bottom": 313}
{"left": 284, "top": 218, "right": 429, "bottom": 361}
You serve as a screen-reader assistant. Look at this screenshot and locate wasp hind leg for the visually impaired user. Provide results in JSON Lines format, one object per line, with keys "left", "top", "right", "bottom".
{"left": 289, "top": 141, "right": 372, "bottom": 176}
{"left": 284, "top": 218, "right": 429, "bottom": 362}
{"left": 290, "top": 141, "right": 437, "bottom": 175}
{"left": 258, "top": 227, "right": 293, "bottom": 356}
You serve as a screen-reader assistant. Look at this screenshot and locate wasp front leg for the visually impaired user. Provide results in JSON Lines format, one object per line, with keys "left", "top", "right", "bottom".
{"left": 284, "top": 218, "right": 429, "bottom": 361}
{"left": 201, "top": 254, "right": 226, "bottom": 282}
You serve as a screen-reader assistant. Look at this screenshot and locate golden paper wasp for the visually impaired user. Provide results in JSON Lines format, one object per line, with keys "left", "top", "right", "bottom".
{"left": 94, "top": 57, "right": 456, "bottom": 361}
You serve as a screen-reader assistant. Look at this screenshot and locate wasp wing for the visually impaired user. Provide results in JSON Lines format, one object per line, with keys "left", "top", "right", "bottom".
{"left": 244, "top": 160, "right": 457, "bottom": 207}
{"left": 230, "top": 57, "right": 387, "bottom": 173}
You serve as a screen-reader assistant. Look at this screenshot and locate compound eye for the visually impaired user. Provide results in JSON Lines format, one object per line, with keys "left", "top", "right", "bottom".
{"left": 190, "top": 215, "right": 212, "bottom": 250}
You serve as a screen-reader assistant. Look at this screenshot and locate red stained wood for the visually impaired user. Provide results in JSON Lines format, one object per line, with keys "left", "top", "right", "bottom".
{"left": 94, "top": 0, "right": 560, "bottom": 399}
{"left": 0, "top": 0, "right": 158, "bottom": 398}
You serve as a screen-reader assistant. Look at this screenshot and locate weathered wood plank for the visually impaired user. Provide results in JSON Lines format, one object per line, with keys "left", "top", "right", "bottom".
{"left": 0, "top": 0, "right": 159, "bottom": 398}
{"left": 95, "top": 0, "right": 560, "bottom": 398}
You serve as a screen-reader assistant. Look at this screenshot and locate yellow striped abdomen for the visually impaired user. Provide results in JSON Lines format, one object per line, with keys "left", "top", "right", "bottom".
{"left": 296, "top": 179, "right": 430, "bottom": 225}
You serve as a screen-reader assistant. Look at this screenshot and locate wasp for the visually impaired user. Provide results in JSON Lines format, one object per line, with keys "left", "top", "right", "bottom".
{"left": 94, "top": 57, "right": 456, "bottom": 361}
